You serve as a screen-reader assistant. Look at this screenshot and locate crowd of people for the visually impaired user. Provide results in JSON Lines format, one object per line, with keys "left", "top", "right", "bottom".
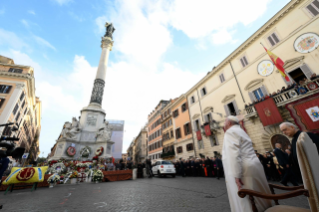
{"left": 245, "top": 74, "right": 319, "bottom": 108}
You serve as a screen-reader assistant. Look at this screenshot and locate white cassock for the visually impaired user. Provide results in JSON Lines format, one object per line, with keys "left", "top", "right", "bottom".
{"left": 222, "top": 125, "right": 272, "bottom": 212}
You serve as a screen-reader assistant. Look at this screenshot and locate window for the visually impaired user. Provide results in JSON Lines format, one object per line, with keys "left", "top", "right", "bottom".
{"left": 184, "top": 123, "right": 192, "bottom": 135}
{"left": 219, "top": 73, "right": 225, "bottom": 83}
{"left": 267, "top": 32, "right": 280, "bottom": 46}
{"left": 240, "top": 56, "right": 249, "bottom": 67}
{"left": 204, "top": 113, "right": 212, "bottom": 123}
{"left": 198, "top": 140, "right": 204, "bottom": 149}
{"left": 181, "top": 103, "right": 187, "bottom": 112}
{"left": 21, "top": 100, "right": 26, "bottom": 109}
{"left": 8, "top": 68, "right": 23, "bottom": 73}
{"left": 173, "top": 109, "right": 179, "bottom": 118}
{"left": 306, "top": 0, "right": 319, "bottom": 17}
{"left": 0, "top": 98, "right": 5, "bottom": 109}
{"left": 170, "top": 130, "right": 174, "bottom": 138}
{"left": 287, "top": 64, "right": 313, "bottom": 83}
{"left": 175, "top": 128, "right": 181, "bottom": 139}
{"left": 169, "top": 119, "right": 172, "bottom": 126}
{"left": 224, "top": 101, "right": 239, "bottom": 116}
{"left": 177, "top": 146, "right": 183, "bottom": 154}
{"left": 252, "top": 88, "right": 264, "bottom": 101}
{"left": 201, "top": 87, "right": 207, "bottom": 96}
{"left": 190, "top": 96, "right": 195, "bottom": 104}
{"left": 24, "top": 108, "right": 28, "bottom": 115}
{"left": 13, "top": 103, "right": 19, "bottom": 115}
{"left": 186, "top": 143, "right": 194, "bottom": 151}
{"left": 210, "top": 135, "right": 218, "bottom": 147}
{"left": 168, "top": 109, "right": 171, "bottom": 115}
{"left": 0, "top": 85, "right": 12, "bottom": 94}
{"left": 20, "top": 92, "right": 25, "bottom": 101}
{"left": 194, "top": 119, "right": 200, "bottom": 131}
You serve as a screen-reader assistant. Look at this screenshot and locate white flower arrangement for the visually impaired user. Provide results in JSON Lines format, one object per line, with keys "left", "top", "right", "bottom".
{"left": 76, "top": 163, "right": 89, "bottom": 168}
{"left": 93, "top": 170, "right": 104, "bottom": 182}
{"left": 47, "top": 174, "right": 60, "bottom": 184}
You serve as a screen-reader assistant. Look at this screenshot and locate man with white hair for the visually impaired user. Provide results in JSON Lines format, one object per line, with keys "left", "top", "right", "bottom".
{"left": 222, "top": 116, "right": 272, "bottom": 212}
{"left": 279, "top": 122, "right": 319, "bottom": 166}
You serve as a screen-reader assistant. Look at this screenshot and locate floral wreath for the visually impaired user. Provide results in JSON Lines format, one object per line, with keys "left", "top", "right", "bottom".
{"left": 95, "top": 146, "right": 104, "bottom": 156}
{"left": 50, "top": 162, "right": 66, "bottom": 173}
{"left": 80, "top": 146, "right": 92, "bottom": 158}
{"left": 66, "top": 146, "right": 76, "bottom": 157}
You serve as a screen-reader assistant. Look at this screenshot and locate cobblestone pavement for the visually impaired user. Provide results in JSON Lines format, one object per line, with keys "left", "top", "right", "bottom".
{"left": 0, "top": 176, "right": 310, "bottom": 212}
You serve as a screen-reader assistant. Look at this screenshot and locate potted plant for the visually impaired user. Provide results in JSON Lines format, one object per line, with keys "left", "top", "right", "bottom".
{"left": 69, "top": 171, "right": 78, "bottom": 184}
{"left": 93, "top": 170, "right": 103, "bottom": 183}
{"left": 47, "top": 174, "right": 60, "bottom": 188}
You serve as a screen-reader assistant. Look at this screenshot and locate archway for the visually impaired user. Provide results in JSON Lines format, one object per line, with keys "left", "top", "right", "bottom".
{"left": 270, "top": 134, "right": 291, "bottom": 151}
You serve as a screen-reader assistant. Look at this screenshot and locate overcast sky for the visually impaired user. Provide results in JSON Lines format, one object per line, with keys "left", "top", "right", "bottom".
{"left": 0, "top": 0, "right": 290, "bottom": 157}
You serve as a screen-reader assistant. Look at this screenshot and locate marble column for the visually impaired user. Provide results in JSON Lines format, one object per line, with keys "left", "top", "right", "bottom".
{"left": 0, "top": 83, "right": 25, "bottom": 135}
{"left": 89, "top": 37, "right": 114, "bottom": 107}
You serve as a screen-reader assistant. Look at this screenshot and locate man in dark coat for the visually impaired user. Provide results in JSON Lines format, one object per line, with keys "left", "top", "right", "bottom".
{"left": 205, "top": 157, "right": 212, "bottom": 177}
{"left": 274, "top": 143, "right": 298, "bottom": 186}
{"left": 175, "top": 161, "right": 180, "bottom": 176}
{"left": 213, "top": 156, "right": 223, "bottom": 179}
{"left": 190, "top": 158, "right": 195, "bottom": 177}
{"left": 180, "top": 159, "right": 186, "bottom": 177}
{"left": 194, "top": 159, "right": 200, "bottom": 177}
{"left": 146, "top": 159, "right": 153, "bottom": 178}
{"left": 137, "top": 162, "right": 143, "bottom": 178}
{"left": 0, "top": 153, "right": 9, "bottom": 183}
{"left": 280, "top": 122, "right": 319, "bottom": 181}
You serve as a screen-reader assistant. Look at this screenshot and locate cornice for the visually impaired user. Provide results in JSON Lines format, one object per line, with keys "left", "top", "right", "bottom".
{"left": 0, "top": 63, "right": 31, "bottom": 69}
{"left": 185, "top": 0, "right": 304, "bottom": 96}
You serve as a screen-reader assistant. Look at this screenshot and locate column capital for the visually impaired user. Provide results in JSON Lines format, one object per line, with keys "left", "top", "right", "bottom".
{"left": 101, "top": 37, "right": 114, "bottom": 51}
{"left": 16, "top": 83, "right": 25, "bottom": 90}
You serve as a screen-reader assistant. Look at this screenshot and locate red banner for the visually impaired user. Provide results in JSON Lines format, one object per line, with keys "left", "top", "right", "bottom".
{"left": 204, "top": 125, "right": 211, "bottom": 136}
{"left": 196, "top": 130, "right": 202, "bottom": 141}
{"left": 254, "top": 98, "right": 283, "bottom": 127}
{"left": 286, "top": 93, "right": 319, "bottom": 133}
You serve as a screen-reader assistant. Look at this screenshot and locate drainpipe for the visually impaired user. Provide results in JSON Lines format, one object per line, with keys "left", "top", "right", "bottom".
{"left": 229, "top": 61, "right": 245, "bottom": 103}
{"left": 186, "top": 94, "right": 197, "bottom": 158}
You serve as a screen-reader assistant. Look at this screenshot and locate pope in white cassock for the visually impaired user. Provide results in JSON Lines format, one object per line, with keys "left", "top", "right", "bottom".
{"left": 222, "top": 116, "right": 272, "bottom": 212}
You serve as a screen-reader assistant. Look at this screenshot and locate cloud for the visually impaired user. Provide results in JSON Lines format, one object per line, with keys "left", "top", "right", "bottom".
{"left": 210, "top": 29, "right": 238, "bottom": 45}
{"left": 0, "top": 28, "right": 29, "bottom": 50}
{"left": 21, "top": 19, "right": 29, "bottom": 28}
{"left": 28, "top": 10, "right": 36, "bottom": 15}
{"left": 52, "top": 0, "right": 72, "bottom": 6}
{"left": 33, "top": 35, "right": 57, "bottom": 51}
{"left": 68, "top": 12, "right": 84, "bottom": 22}
{"left": 167, "top": 0, "right": 272, "bottom": 40}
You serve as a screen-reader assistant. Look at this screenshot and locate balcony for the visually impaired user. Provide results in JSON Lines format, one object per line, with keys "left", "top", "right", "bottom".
{"left": 245, "top": 79, "right": 319, "bottom": 117}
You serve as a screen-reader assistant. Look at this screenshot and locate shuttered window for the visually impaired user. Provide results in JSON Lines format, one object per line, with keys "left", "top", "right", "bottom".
{"left": 170, "top": 130, "right": 174, "bottom": 138}
{"left": 173, "top": 109, "right": 179, "bottom": 118}
{"left": 186, "top": 143, "right": 194, "bottom": 151}
{"left": 267, "top": 33, "right": 280, "bottom": 46}
{"left": 224, "top": 100, "right": 239, "bottom": 116}
{"left": 219, "top": 73, "right": 225, "bottom": 83}
{"left": 240, "top": 56, "right": 249, "bottom": 67}
{"left": 204, "top": 113, "right": 212, "bottom": 123}
{"left": 184, "top": 123, "right": 191, "bottom": 135}
{"left": 210, "top": 135, "right": 218, "bottom": 147}
{"left": 194, "top": 119, "right": 200, "bottom": 131}
{"left": 300, "top": 64, "right": 313, "bottom": 79}
{"left": 175, "top": 128, "right": 181, "bottom": 139}
{"left": 181, "top": 103, "right": 187, "bottom": 112}
{"left": 177, "top": 146, "right": 183, "bottom": 153}
{"left": 306, "top": 0, "right": 319, "bottom": 17}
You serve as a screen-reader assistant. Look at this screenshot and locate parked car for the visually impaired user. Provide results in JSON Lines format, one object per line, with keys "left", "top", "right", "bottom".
{"left": 152, "top": 160, "right": 176, "bottom": 178}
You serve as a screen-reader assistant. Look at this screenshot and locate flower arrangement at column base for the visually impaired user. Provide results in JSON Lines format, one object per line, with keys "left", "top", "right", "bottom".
{"left": 69, "top": 171, "right": 78, "bottom": 184}
{"left": 47, "top": 174, "right": 60, "bottom": 188}
{"left": 93, "top": 170, "right": 104, "bottom": 183}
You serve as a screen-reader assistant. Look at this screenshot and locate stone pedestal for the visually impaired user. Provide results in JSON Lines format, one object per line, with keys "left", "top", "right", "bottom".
{"left": 132, "top": 169, "right": 137, "bottom": 180}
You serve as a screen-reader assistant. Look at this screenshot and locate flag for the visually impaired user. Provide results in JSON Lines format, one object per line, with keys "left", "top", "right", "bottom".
{"left": 112, "top": 157, "right": 115, "bottom": 164}
{"left": 262, "top": 44, "right": 290, "bottom": 82}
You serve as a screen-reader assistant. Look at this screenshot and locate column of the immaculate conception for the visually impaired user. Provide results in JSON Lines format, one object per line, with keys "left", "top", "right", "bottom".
{"left": 51, "top": 23, "right": 116, "bottom": 160}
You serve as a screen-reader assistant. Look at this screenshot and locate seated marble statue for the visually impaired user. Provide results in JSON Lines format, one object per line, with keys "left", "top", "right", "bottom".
{"left": 96, "top": 121, "right": 112, "bottom": 142}
{"left": 60, "top": 117, "right": 81, "bottom": 140}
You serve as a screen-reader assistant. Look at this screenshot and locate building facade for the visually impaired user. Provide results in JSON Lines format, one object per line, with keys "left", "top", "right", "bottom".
{"left": 132, "top": 126, "right": 148, "bottom": 163}
{"left": 171, "top": 95, "right": 195, "bottom": 160}
{"left": 161, "top": 100, "right": 175, "bottom": 160}
{"left": 185, "top": 0, "right": 319, "bottom": 157}
{"left": 147, "top": 100, "right": 169, "bottom": 163}
{"left": 0, "top": 55, "right": 42, "bottom": 161}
